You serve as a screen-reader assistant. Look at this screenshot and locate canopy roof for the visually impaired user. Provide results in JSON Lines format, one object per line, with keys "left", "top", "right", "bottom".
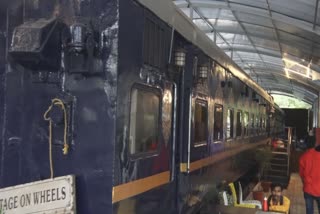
{"left": 174, "top": 0, "right": 320, "bottom": 104}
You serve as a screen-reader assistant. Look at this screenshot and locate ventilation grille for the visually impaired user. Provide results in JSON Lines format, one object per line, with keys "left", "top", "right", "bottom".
{"left": 143, "top": 18, "right": 166, "bottom": 69}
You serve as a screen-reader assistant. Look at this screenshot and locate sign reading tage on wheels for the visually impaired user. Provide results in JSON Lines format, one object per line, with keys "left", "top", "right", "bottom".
{"left": 0, "top": 175, "right": 76, "bottom": 214}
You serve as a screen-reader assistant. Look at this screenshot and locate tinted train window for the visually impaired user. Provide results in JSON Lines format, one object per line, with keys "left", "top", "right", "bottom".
{"left": 251, "top": 114, "right": 254, "bottom": 127}
{"left": 129, "top": 86, "right": 161, "bottom": 155}
{"left": 236, "top": 111, "right": 242, "bottom": 137}
{"left": 194, "top": 100, "right": 208, "bottom": 145}
{"left": 251, "top": 114, "right": 255, "bottom": 135}
{"left": 244, "top": 112, "right": 249, "bottom": 136}
{"left": 227, "top": 109, "right": 234, "bottom": 139}
{"left": 214, "top": 105, "right": 223, "bottom": 141}
{"left": 256, "top": 116, "right": 259, "bottom": 134}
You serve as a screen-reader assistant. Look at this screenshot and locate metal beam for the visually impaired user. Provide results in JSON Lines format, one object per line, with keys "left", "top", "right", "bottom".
{"left": 175, "top": 0, "right": 318, "bottom": 35}
{"left": 252, "top": 71, "right": 318, "bottom": 102}
{"left": 313, "top": 0, "right": 319, "bottom": 30}
{"left": 247, "top": 72, "right": 315, "bottom": 97}
{"left": 223, "top": 46, "right": 320, "bottom": 72}
{"left": 223, "top": 0, "right": 268, "bottom": 86}
{"left": 199, "top": 21, "right": 320, "bottom": 46}
{"left": 194, "top": 16, "right": 320, "bottom": 46}
{"left": 270, "top": 91, "right": 314, "bottom": 104}
{"left": 175, "top": 0, "right": 320, "bottom": 103}
{"left": 233, "top": 59, "right": 283, "bottom": 69}
{"left": 185, "top": 0, "right": 263, "bottom": 84}
{"left": 175, "top": 0, "right": 314, "bottom": 25}
{"left": 243, "top": 65, "right": 320, "bottom": 93}
{"left": 310, "top": 0, "right": 319, "bottom": 68}
{"left": 265, "top": 0, "right": 287, "bottom": 95}
{"left": 265, "top": 0, "right": 283, "bottom": 59}
{"left": 270, "top": 87, "right": 316, "bottom": 103}
{"left": 223, "top": 46, "right": 281, "bottom": 58}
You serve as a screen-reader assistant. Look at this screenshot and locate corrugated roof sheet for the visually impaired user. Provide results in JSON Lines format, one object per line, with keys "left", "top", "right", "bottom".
{"left": 175, "top": 0, "right": 320, "bottom": 104}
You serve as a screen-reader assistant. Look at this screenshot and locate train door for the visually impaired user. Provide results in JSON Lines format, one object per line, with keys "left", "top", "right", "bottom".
{"left": 178, "top": 91, "right": 209, "bottom": 213}
{"left": 190, "top": 97, "right": 209, "bottom": 162}
{"left": 177, "top": 60, "right": 209, "bottom": 174}
{"left": 113, "top": 79, "right": 177, "bottom": 214}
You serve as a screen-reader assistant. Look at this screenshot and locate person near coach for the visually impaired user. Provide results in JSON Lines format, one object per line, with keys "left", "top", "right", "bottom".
{"left": 299, "top": 143, "right": 320, "bottom": 214}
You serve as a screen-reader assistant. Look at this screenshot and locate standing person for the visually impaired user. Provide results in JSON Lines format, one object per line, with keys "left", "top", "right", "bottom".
{"left": 299, "top": 144, "right": 320, "bottom": 214}
{"left": 267, "top": 183, "right": 290, "bottom": 214}
{"left": 305, "top": 129, "right": 316, "bottom": 149}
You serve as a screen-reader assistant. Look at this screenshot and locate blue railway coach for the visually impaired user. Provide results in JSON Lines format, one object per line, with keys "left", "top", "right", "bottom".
{"left": 0, "top": 0, "right": 284, "bottom": 213}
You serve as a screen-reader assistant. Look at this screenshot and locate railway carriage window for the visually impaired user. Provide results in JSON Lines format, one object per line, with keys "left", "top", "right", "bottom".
{"left": 236, "top": 111, "right": 242, "bottom": 137}
{"left": 194, "top": 100, "right": 208, "bottom": 145}
{"left": 244, "top": 112, "right": 249, "bottom": 136}
{"left": 256, "top": 116, "right": 259, "bottom": 134}
{"left": 129, "top": 86, "right": 161, "bottom": 155}
{"left": 251, "top": 114, "right": 255, "bottom": 135}
{"left": 214, "top": 104, "right": 223, "bottom": 141}
{"left": 227, "top": 109, "right": 234, "bottom": 139}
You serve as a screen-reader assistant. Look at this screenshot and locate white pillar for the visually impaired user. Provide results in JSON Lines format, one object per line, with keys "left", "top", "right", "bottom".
{"left": 317, "top": 92, "right": 320, "bottom": 127}
{"left": 312, "top": 95, "right": 319, "bottom": 128}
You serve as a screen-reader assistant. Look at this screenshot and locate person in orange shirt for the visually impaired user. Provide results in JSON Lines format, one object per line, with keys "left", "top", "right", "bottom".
{"left": 267, "top": 183, "right": 290, "bottom": 214}
{"left": 299, "top": 144, "right": 320, "bottom": 214}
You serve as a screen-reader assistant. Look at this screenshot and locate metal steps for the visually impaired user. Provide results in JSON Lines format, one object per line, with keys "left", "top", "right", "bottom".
{"left": 263, "top": 141, "right": 290, "bottom": 188}
{"left": 270, "top": 164, "right": 288, "bottom": 171}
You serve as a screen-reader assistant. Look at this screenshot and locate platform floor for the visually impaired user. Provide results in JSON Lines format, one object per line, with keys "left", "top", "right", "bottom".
{"left": 282, "top": 173, "right": 319, "bottom": 214}
{"left": 245, "top": 173, "right": 319, "bottom": 214}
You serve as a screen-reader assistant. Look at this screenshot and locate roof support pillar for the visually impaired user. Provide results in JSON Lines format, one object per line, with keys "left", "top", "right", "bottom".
{"left": 316, "top": 92, "right": 320, "bottom": 128}
{"left": 313, "top": 0, "right": 319, "bottom": 30}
